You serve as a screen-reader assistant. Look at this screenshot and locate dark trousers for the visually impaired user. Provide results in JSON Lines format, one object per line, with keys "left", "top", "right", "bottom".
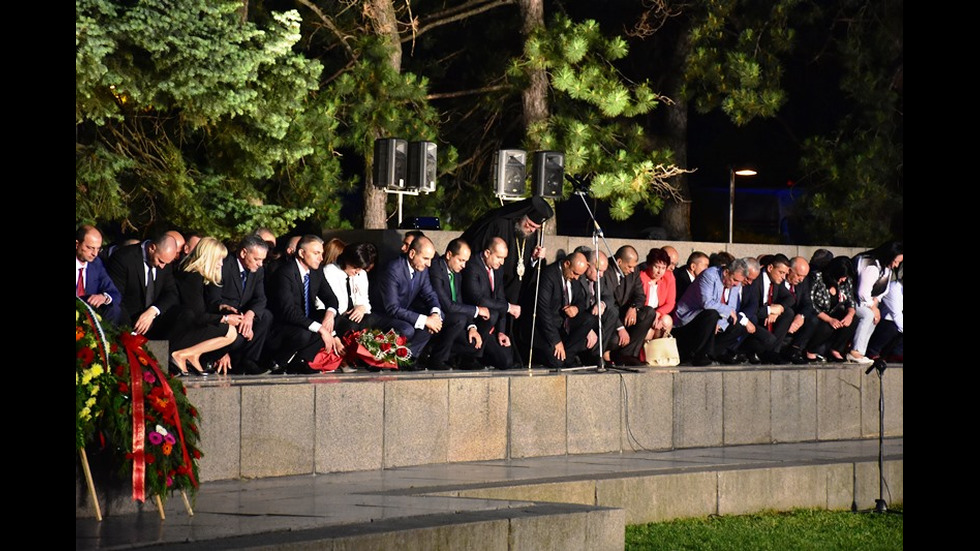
{"left": 610, "top": 306, "right": 656, "bottom": 359}
{"left": 424, "top": 312, "right": 468, "bottom": 363}
{"left": 740, "top": 308, "right": 794, "bottom": 357}
{"left": 673, "top": 310, "right": 720, "bottom": 362}
{"left": 806, "top": 313, "right": 857, "bottom": 357}
{"left": 867, "top": 320, "right": 902, "bottom": 358}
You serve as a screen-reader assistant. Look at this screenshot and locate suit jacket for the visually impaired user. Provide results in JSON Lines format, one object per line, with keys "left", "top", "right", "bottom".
{"left": 674, "top": 266, "right": 697, "bottom": 303}
{"left": 271, "top": 258, "right": 339, "bottom": 331}
{"left": 673, "top": 266, "right": 740, "bottom": 329}
{"left": 215, "top": 256, "right": 268, "bottom": 315}
{"left": 372, "top": 256, "right": 441, "bottom": 326}
{"left": 740, "top": 274, "right": 795, "bottom": 325}
{"left": 519, "top": 263, "right": 586, "bottom": 348}
{"left": 79, "top": 256, "right": 122, "bottom": 305}
{"left": 461, "top": 254, "right": 510, "bottom": 334}
{"left": 107, "top": 242, "right": 179, "bottom": 325}
{"left": 429, "top": 255, "right": 478, "bottom": 320}
{"left": 787, "top": 276, "right": 815, "bottom": 319}
{"left": 601, "top": 268, "right": 646, "bottom": 315}
{"left": 638, "top": 269, "right": 676, "bottom": 319}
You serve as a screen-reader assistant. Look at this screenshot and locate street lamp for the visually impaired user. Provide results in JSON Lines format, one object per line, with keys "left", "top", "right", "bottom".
{"left": 728, "top": 165, "right": 758, "bottom": 243}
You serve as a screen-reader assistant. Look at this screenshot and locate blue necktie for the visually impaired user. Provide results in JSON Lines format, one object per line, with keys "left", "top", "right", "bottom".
{"left": 241, "top": 270, "right": 248, "bottom": 291}
{"left": 303, "top": 272, "right": 311, "bottom": 317}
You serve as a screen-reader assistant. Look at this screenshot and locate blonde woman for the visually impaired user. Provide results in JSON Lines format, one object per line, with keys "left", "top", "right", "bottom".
{"left": 170, "top": 237, "right": 243, "bottom": 376}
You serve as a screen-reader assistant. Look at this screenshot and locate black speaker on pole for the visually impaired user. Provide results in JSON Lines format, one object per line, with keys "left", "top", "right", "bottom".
{"left": 493, "top": 149, "right": 527, "bottom": 198}
{"left": 408, "top": 141, "right": 437, "bottom": 193}
{"left": 373, "top": 138, "right": 408, "bottom": 190}
{"left": 532, "top": 151, "right": 564, "bottom": 198}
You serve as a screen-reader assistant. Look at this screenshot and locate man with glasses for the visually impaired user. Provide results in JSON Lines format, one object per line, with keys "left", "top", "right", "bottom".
{"left": 672, "top": 258, "right": 751, "bottom": 365}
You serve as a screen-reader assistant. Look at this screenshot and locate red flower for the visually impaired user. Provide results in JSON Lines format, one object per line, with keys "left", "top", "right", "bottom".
{"left": 380, "top": 342, "right": 391, "bottom": 352}
{"left": 77, "top": 347, "right": 95, "bottom": 365}
{"left": 192, "top": 449, "right": 201, "bottom": 459}
{"left": 110, "top": 343, "right": 118, "bottom": 353}
{"left": 375, "top": 333, "right": 385, "bottom": 342}
{"left": 146, "top": 454, "right": 156, "bottom": 464}
{"left": 396, "top": 335, "right": 407, "bottom": 346}
{"left": 396, "top": 347, "right": 409, "bottom": 358}
{"left": 118, "top": 382, "right": 129, "bottom": 393}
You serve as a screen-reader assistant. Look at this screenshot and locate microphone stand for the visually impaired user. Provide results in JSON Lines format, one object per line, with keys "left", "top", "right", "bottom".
{"left": 560, "top": 189, "right": 637, "bottom": 374}
{"left": 860, "top": 358, "right": 899, "bottom": 515}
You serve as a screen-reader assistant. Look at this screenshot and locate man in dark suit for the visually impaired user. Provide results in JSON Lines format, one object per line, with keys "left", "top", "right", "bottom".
{"left": 75, "top": 225, "right": 123, "bottom": 325}
{"left": 738, "top": 254, "right": 796, "bottom": 363}
{"left": 675, "top": 251, "right": 709, "bottom": 302}
{"left": 781, "top": 256, "right": 813, "bottom": 363}
{"left": 423, "top": 238, "right": 483, "bottom": 370}
{"left": 461, "top": 237, "right": 521, "bottom": 370}
{"left": 574, "top": 246, "right": 617, "bottom": 365}
{"left": 211, "top": 234, "right": 273, "bottom": 375}
{"left": 267, "top": 235, "right": 341, "bottom": 374}
{"left": 107, "top": 233, "right": 181, "bottom": 338}
{"left": 371, "top": 235, "right": 443, "bottom": 369}
{"left": 600, "top": 245, "right": 655, "bottom": 364}
{"left": 518, "top": 251, "right": 595, "bottom": 369}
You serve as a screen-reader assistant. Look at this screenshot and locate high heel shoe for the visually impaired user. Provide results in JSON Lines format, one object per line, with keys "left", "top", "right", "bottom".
{"left": 169, "top": 354, "right": 190, "bottom": 377}
{"left": 186, "top": 356, "right": 208, "bottom": 377}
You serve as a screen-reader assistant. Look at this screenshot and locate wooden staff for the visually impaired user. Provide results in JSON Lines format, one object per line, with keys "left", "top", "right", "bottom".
{"left": 78, "top": 447, "right": 102, "bottom": 522}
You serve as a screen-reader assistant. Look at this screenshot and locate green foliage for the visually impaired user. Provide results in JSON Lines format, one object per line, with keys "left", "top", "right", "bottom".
{"left": 626, "top": 506, "right": 903, "bottom": 550}
{"left": 684, "top": 0, "right": 803, "bottom": 125}
{"left": 514, "top": 15, "right": 684, "bottom": 221}
{"left": 76, "top": 0, "right": 334, "bottom": 239}
{"left": 797, "top": 0, "right": 903, "bottom": 246}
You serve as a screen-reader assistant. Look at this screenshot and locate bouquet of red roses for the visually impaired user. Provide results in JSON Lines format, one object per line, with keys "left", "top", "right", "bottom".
{"left": 343, "top": 328, "right": 412, "bottom": 369}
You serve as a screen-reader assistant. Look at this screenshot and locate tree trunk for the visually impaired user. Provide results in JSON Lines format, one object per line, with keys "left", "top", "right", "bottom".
{"left": 363, "top": 0, "right": 403, "bottom": 230}
{"left": 517, "top": 0, "right": 556, "bottom": 234}
{"left": 660, "top": 32, "right": 692, "bottom": 240}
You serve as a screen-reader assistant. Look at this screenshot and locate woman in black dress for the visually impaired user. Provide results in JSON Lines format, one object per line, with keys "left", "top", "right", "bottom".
{"left": 170, "top": 237, "right": 243, "bottom": 376}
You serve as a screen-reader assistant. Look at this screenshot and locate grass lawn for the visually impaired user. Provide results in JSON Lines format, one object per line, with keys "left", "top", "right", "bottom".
{"left": 626, "top": 506, "right": 903, "bottom": 550}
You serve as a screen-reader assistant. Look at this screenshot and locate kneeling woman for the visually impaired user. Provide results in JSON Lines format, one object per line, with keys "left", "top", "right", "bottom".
{"left": 170, "top": 237, "right": 243, "bottom": 376}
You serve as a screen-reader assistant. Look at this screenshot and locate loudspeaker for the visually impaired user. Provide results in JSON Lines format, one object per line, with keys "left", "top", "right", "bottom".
{"left": 408, "top": 141, "right": 437, "bottom": 193}
{"left": 532, "top": 151, "right": 564, "bottom": 198}
{"left": 373, "top": 138, "right": 408, "bottom": 190}
{"left": 493, "top": 149, "right": 527, "bottom": 198}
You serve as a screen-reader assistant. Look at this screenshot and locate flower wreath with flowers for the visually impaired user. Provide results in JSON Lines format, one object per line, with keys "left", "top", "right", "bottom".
{"left": 76, "top": 298, "right": 203, "bottom": 507}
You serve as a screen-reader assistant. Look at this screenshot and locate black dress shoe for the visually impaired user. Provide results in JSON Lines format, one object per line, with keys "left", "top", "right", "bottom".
{"left": 287, "top": 359, "right": 320, "bottom": 375}
{"left": 617, "top": 355, "right": 644, "bottom": 367}
{"left": 746, "top": 352, "right": 762, "bottom": 365}
{"left": 690, "top": 354, "right": 713, "bottom": 367}
{"left": 241, "top": 360, "right": 270, "bottom": 376}
{"left": 717, "top": 352, "right": 746, "bottom": 365}
{"left": 427, "top": 359, "right": 452, "bottom": 371}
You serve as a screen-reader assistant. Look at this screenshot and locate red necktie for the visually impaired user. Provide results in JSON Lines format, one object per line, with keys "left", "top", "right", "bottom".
{"left": 487, "top": 267, "right": 494, "bottom": 291}
{"left": 766, "top": 283, "right": 774, "bottom": 330}
{"left": 77, "top": 267, "right": 85, "bottom": 297}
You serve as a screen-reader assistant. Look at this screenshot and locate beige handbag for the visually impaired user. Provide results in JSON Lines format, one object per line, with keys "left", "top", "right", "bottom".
{"left": 643, "top": 332, "right": 680, "bottom": 367}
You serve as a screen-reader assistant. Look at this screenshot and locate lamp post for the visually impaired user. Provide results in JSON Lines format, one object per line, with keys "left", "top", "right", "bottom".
{"left": 728, "top": 166, "right": 758, "bottom": 243}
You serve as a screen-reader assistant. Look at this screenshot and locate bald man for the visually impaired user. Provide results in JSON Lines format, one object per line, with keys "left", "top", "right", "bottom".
{"left": 76, "top": 225, "right": 123, "bottom": 325}
{"left": 372, "top": 236, "right": 443, "bottom": 369}
{"left": 107, "top": 232, "right": 181, "bottom": 338}
{"left": 518, "top": 251, "right": 597, "bottom": 369}
{"left": 601, "top": 245, "right": 656, "bottom": 364}
{"left": 574, "top": 246, "right": 618, "bottom": 364}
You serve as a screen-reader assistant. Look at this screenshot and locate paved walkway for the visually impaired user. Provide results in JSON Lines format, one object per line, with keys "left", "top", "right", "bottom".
{"left": 76, "top": 437, "right": 903, "bottom": 550}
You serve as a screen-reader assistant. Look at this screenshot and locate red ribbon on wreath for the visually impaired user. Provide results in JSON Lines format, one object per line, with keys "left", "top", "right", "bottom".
{"left": 120, "top": 333, "right": 198, "bottom": 502}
